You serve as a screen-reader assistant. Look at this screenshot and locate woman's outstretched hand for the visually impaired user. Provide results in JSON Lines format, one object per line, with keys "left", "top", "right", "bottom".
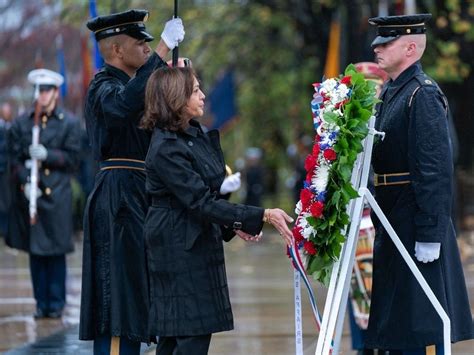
{"left": 263, "top": 208, "right": 294, "bottom": 246}
{"left": 235, "top": 230, "right": 262, "bottom": 243}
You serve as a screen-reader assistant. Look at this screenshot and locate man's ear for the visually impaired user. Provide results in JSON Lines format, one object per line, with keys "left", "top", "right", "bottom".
{"left": 406, "top": 42, "right": 417, "bottom": 57}
{"left": 112, "top": 42, "right": 123, "bottom": 58}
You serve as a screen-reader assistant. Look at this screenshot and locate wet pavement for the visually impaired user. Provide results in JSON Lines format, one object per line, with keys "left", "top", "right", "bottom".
{"left": 1, "top": 229, "right": 473, "bottom": 354}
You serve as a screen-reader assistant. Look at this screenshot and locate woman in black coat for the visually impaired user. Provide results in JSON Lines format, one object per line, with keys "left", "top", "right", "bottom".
{"left": 141, "top": 67, "right": 293, "bottom": 354}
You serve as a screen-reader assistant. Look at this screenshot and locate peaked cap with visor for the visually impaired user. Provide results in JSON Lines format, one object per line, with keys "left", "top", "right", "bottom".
{"left": 369, "top": 13, "right": 432, "bottom": 48}
{"left": 87, "top": 9, "right": 154, "bottom": 42}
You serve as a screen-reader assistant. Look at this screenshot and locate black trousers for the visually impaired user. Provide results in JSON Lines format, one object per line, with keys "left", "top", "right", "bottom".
{"left": 155, "top": 334, "right": 212, "bottom": 355}
{"left": 29, "top": 254, "right": 66, "bottom": 314}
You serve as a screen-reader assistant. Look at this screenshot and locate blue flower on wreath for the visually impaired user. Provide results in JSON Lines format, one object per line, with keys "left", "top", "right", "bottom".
{"left": 317, "top": 191, "right": 327, "bottom": 202}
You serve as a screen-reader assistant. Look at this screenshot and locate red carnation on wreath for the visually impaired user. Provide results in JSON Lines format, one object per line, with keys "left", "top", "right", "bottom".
{"left": 304, "top": 154, "right": 317, "bottom": 172}
{"left": 300, "top": 188, "right": 313, "bottom": 210}
{"left": 312, "top": 143, "right": 320, "bottom": 156}
{"left": 323, "top": 148, "right": 337, "bottom": 161}
{"left": 292, "top": 225, "right": 305, "bottom": 244}
{"left": 310, "top": 201, "right": 324, "bottom": 218}
{"left": 340, "top": 75, "right": 352, "bottom": 85}
{"left": 303, "top": 241, "right": 317, "bottom": 255}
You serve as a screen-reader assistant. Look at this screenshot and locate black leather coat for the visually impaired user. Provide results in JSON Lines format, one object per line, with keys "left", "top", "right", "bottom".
{"left": 145, "top": 120, "right": 264, "bottom": 336}
{"left": 6, "top": 108, "right": 80, "bottom": 255}
{"left": 366, "top": 62, "right": 473, "bottom": 349}
{"left": 79, "top": 53, "right": 167, "bottom": 343}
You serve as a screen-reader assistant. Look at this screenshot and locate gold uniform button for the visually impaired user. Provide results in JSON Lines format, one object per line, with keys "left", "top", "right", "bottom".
{"left": 42, "top": 116, "right": 48, "bottom": 123}
{"left": 44, "top": 169, "right": 50, "bottom": 176}
{"left": 45, "top": 187, "right": 52, "bottom": 195}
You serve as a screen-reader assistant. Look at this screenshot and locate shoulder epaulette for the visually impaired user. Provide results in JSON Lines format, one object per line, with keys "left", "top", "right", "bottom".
{"left": 409, "top": 74, "right": 448, "bottom": 114}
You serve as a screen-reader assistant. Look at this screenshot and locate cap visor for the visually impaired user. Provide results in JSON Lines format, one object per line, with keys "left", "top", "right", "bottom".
{"left": 141, "top": 31, "right": 154, "bottom": 42}
{"left": 129, "top": 29, "right": 154, "bottom": 42}
{"left": 371, "top": 35, "right": 398, "bottom": 48}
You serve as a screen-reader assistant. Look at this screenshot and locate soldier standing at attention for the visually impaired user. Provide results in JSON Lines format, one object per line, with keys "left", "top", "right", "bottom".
{"left": 79, "top": 9, "right": 185, "bottom": 354}
{"left": 366, "top": 14, "right": 473, "bottom": 354}
{"left": 7, "top": 69, "right": 80, "bottom": 319}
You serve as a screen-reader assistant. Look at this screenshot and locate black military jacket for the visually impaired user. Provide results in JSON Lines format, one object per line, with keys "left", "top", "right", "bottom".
{"left": 145, "top": 120, "right": 264, "bottom": 336}
{"left": 7, "top": 108, "right": 80, "bottom": 255}
{"left": 80, "top": 53, "right": 167, "bottom": 343}
{"left": 85, "top": 53, "right": 166, "bottom": 161}
{"left": 366, "top": 61, "right": 473, "bottom": 349}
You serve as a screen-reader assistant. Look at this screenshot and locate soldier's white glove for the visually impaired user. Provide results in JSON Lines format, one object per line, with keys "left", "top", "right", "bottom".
{"left": 24, "top": 182, "right": 42, "bottom": 201}
{"left": 415, "top": 242, "right": 440, "bottom": 263}
{"left": 161, "top": 18, "right": 185, "bottom": 50}
{"left": 29, "top": 144, "right": 48, "bottom": 161}
{"left": 220, "top": 172, "right": 241, "bottom": 194}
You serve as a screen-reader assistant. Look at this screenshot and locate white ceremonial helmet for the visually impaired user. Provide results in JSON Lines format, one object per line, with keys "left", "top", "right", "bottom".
{"left": 27, "top": 68, "right": 64, "bottom": 87}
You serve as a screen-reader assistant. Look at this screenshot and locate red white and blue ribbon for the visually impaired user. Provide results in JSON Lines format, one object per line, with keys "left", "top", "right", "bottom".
{"left": 288, "top": 242, "right": 322, "bottom": 330}
{"left": 289, "top": 241, "right": 336, "bottom": 354}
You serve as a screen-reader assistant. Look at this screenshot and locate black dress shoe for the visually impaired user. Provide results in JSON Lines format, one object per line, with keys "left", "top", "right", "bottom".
{"left": 47, "top": 310, "right": 63, "bottom": 318}
{"left": 33, "top": 309, "right": 48, "bottom": 319}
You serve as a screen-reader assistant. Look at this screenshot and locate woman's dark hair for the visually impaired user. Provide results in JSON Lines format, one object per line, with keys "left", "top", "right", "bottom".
{"left": 141, "top": 66, "right": 196, "bottom": 131}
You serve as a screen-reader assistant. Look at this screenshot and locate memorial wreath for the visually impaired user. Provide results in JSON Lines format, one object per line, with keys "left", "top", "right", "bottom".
{"left": 292, "top": 64, "right": 379, "bottom": 285}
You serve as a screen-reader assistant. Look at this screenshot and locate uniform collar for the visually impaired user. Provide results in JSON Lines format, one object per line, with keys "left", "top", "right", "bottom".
{"left": 29, "top": 106, "right": 62, "bottom": 119}
{"left": 379, "top": 61, "right": 423, "bottom": 107}
{"left": 389, "top": 61, "right": 422, "bottom": 88}
{"left": 104, "top": 63, "right": 131, "bottom": 83}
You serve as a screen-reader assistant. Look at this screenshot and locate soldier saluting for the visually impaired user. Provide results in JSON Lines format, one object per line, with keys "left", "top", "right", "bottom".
{"left": 366, "top": 13, "right": 473, "bottom": 353}
{"left": 80, "top": 9, "right": 185, "bottom": 354}
{"left": 7, "top": 68, "right": 81, "bottom": 319}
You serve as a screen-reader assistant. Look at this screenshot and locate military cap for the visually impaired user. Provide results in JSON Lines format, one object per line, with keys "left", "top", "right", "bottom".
{"left": 368, "top": 13, "right": 432, "bottom": 47}
{"left": 87, "top": 9, "right": 154, "bottom": 42}
{"left": 27, "top": 69, "right": 64, "bottom": 91}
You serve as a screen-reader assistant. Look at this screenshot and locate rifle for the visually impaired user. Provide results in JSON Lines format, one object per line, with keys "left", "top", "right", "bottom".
{"left": 29, "top": 93, "right": 41, "bottom": 225}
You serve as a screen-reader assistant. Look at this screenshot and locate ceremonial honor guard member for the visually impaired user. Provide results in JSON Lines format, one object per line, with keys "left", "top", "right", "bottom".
{"left": 80, "top": 9, "right": 185, "bottom": 354}
{"left": 366, "top": 14, "right": 473, "bottom": 353}
{"left": 7, "top": 69, "right": 80, "bottom": 319}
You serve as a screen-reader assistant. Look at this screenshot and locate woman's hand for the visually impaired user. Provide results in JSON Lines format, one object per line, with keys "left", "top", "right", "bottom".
{"left": 235, "top": 230, "right": 262, "bottom": 242}
{"left": 263, "top": 209, "right": 294, "bottom": 246}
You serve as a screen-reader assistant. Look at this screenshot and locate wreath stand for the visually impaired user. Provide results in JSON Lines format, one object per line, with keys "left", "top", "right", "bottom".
{"left": 312, "top": 117, "right": 451, "bottom": 355}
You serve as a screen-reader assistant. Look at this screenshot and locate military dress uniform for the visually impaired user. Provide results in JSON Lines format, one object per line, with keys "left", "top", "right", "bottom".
{"left": 365, "top": 14, "right": 473, "bottom": 353}
{"left": 7, "top": 72, "right": 80, "bottom": 317}
{"left": 145, "top": 120, "right": 264, "bottom": 352}
{"left": 0, "top": 116, "right": 11, "bottom": 237}
{"left": 79, "top": 10, "right": 169, "bottom": 349}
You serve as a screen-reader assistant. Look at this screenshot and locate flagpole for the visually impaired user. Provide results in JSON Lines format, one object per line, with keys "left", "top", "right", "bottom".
{"left": 172, "top": 0, "right": 179, "bottom": 67}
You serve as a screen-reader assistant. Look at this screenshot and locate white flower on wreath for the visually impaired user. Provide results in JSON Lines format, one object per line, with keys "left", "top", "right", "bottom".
{"left": 335, "top": 84, "right": 349, "bottom": 101}
{"left": 297, "top": 214, "right": 314, "bottom": 240}
{"left": 320, "top": 78, "right": 338, "bottom": 93}
{"left": 312, "top": 163, "right": 330, "bottom": 192}
{"left": 295, "top": 200, "right": 303, "bottom": 215}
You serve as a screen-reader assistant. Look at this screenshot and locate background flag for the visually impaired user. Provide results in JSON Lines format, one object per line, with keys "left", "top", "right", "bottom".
{"left": 323, "top": 14, "right": 341, "bottom": 79}
{"left": 56, "top": 34, "right": 68, "bottom": 98}
{"left": 208, "top": 71, "right": 238, "bottom": 130}
{"left": 89, "top": 0, "right": 104, "bottom": 71}
{"left": 81, "top": 34, "right": 93, "bottom": 96}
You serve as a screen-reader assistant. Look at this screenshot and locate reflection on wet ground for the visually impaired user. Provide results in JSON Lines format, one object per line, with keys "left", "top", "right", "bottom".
{"left": 1, "top": 230, "right": 473, "bottom": 354}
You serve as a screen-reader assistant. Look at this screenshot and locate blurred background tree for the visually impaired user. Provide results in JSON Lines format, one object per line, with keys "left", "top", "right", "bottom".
{"left": 0, "top": 0, "right": 473, "bottom": 224}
